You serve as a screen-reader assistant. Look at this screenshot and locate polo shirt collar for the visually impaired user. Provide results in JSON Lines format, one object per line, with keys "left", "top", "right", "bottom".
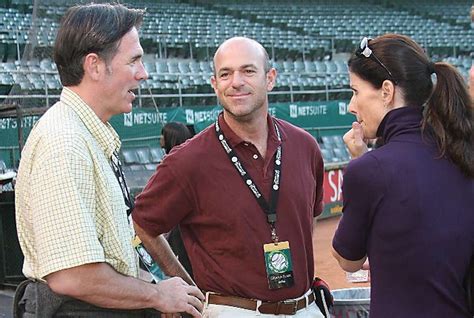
{"left": 217, "top": 112, "right": 285, "bottom": 149}
{"left": 60, "top": 87, "right": 121, "bottom": 158}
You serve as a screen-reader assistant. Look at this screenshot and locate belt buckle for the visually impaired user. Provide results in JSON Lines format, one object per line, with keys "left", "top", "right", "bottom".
{"left": 283, "top": 299, "right": 299, "bottom": 315}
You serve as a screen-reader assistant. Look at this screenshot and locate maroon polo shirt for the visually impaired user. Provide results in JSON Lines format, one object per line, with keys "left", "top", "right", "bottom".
{"left": 133, "top": 114, "right": 324, "bottom": 301}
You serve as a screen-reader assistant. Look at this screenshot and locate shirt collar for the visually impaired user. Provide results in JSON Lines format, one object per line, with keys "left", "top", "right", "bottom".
{"left": 376, "top": 106, "right": 423, "bottom": 143}
{"left": 60, "top": 87, "right": 121, "bottom": 158}
{"left": 217, "top": 112, "right": 285, "bottom": 149}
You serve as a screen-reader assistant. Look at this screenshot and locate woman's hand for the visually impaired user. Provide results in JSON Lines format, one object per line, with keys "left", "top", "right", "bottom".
{"left": 343, "top": 122, "right": 368, "bottom": 159}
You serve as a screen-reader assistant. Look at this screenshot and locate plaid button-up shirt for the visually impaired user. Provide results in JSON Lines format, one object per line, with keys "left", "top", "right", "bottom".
{"left": 15, "top": 87, "right": 138, "bottom": 280}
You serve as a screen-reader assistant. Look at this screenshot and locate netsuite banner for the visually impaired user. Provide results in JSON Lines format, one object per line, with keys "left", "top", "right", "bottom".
{"left": 110, "top": 100, "right": 354, "bottom": 139}
{"left": 0, "top": 101, "right": 354, "bottom": 147}
{"left": 0, "top": 116, "right": 41, "bottom": 147}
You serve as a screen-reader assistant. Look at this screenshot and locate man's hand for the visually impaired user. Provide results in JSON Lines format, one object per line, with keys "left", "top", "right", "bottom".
{"left": 154, "top": 277, "right": 204, "bottom": 318}
{"left": 343, "top": 122, "right": 368, "bottom": 159}
{"left": 46, "top": 263, "right": 202, "bottom": 315}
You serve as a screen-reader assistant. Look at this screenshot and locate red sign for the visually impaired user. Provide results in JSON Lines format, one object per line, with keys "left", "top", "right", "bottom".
{"left": 323, "top": 168, "right": 344, "bottom": 203}
{"left": 320, "top": 168, "right": 345, "bottom": 218}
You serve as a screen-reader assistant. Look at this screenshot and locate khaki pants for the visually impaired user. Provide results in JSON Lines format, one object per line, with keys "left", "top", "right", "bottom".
{"left": 203, "top": 289, "right": 325, "bottom": 318}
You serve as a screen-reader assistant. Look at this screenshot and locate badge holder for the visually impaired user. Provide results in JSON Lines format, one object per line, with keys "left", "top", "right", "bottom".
{"left": 263, "top": 240, "right": 294, "bottom": 290}
{"left": 132, "top": 235, "right": 168, "bottom": 282}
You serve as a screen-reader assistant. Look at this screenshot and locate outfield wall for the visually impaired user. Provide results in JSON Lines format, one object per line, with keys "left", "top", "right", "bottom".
{"left": 0, "top": 100, "right": 355, "bottom": 168}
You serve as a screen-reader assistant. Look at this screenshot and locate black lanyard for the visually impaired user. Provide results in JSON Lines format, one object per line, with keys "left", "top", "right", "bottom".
{"left": 215, "top": 118, "right": 282, "bottom": 243}
{"left": 110, "top": 150, "right": 134, "bottom": 216}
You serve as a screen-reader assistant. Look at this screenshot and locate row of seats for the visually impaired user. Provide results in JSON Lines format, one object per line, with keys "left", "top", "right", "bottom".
{"left": 0, "top": 3, "right": 328, "bottom": 60}
{"left": 0, "top": 146, "right": 162, "bottom": 193}
{"left": 131, "top": 1, "right": 330, "bottom": 58}
{"left": 120, "top": 138, "right": 351, "bottom": 166}
{"left": 120, "top": 147, "right": 165, "bottom": 191}
{"left": 218, "top": 1, "right": 473, "bottom": 53}
{"left": 0, "top": 58, "right": 348, "bottom": 91}
{"left": 395, "top": 1, "right": 470, "bottom": 26}
{"left": 319, "top": 135, "right": 351, "bottom": 164}
{"left": 118, "top": 135, "right": 354, "bottom": 191}
{"left": 0, "top": 55, "right": 470, "bottom": 92}
{"left": 121, "top": 146, "right": 165, "bottom": 171}
{"left": 0, "top": 8, "right": 59, "bottom": 46}
{"left": 0, "top": 0, "right": 471, "bottom": 61}
{"left": 119, "top": 135, "right": 354, "bottom": 191}
{"left": 0, "top": 135, "right": 351, "bottom": 193}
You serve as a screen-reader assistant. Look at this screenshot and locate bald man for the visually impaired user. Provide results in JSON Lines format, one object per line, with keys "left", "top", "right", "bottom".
{"left": 132, "top": 37, "right": 325, "bottom": 317}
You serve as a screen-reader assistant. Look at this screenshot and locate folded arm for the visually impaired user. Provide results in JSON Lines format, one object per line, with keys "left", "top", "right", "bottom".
{"left": 46, "top": 262, "right": 203, "bottom": 316}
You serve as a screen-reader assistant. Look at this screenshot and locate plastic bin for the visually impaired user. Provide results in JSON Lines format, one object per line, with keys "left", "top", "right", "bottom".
{"left": 330, "top": 287, "right": 370, "bottom": 318}
{"left": 0, "top": 192, "right": 25, "bottom": 286}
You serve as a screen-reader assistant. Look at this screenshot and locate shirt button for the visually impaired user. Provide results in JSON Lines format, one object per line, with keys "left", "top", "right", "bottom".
{"left": 253, "top": 154, "right": 258, "bottom": 159}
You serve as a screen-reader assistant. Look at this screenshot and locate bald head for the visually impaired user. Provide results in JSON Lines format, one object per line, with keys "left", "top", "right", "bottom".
{"left": 213, "top": 37, "right": 271, "bottom": 75}
{"left": 209, "top": 36, "right": 277, "bottom": 123}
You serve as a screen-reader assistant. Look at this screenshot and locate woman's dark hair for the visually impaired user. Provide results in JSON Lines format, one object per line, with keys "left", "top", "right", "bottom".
{"left": 161, "top": 122, "right": 192, "bottom": 154}
{"left": 348, "top": 34, "right": 473, "bottom": 177}
{"left": 54, "top": 3, "right": 144, "bottom": 86}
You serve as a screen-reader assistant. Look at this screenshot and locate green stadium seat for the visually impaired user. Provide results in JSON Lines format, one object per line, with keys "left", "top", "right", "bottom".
{"left": 150, "top": 147, "right": 165, "bottom": 164}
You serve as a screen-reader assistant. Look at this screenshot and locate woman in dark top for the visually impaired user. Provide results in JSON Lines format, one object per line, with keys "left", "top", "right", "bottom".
{"left": 160, "top": 122, "right": 194, "bottom": 277}
{"left": 332, "top": 34, "right": 473, "bottom": 317}
{"left": 160, "top": 122, "right": 193, "bottom": 155}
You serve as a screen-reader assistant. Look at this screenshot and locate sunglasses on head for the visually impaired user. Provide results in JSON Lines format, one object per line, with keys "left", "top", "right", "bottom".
{"left": 356, "top": 37, "right": 398, "bottom": 85}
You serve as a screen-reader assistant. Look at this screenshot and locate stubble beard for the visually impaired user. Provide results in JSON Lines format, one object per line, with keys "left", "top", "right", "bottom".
{"left": 220, "top": 95, "right": 267, "bottom": 123}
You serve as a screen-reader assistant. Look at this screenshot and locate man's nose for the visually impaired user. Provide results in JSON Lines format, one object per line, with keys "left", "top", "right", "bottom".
{"left": 231, "top": 71, "right": 245, "bottom": 87}
{"left": 138, "top": 61, "right": 149, "bottom": 81}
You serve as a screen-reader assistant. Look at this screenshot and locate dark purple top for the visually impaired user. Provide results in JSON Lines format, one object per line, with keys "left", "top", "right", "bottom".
{"left": 133, "top": 114, "right": 324, "bottom": 301}
{"left": 333, "top": 107, "right": 474, "bottom": 317}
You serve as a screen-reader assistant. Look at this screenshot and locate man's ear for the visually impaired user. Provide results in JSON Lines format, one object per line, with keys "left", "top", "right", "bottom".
{"left": 266, "top": 68, "right": 277, "bottom": 91}
{"left": 210, "top": 75, "right": 218, "bottom": 93}
{"left": 381, "top": 79, "right": 395, "bottom": 107}
{"left": 83, "top": 53, "right": 103, "bottom": 81}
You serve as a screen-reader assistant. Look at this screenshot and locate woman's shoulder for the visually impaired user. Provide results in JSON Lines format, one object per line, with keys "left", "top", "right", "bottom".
{"left": 344, "top": 151, "right": 387, "bottom": 192}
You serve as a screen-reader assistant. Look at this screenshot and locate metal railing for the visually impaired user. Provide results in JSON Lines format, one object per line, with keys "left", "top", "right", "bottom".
{"left": 0, "top": 69, "right": 352, "bottom": 107}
